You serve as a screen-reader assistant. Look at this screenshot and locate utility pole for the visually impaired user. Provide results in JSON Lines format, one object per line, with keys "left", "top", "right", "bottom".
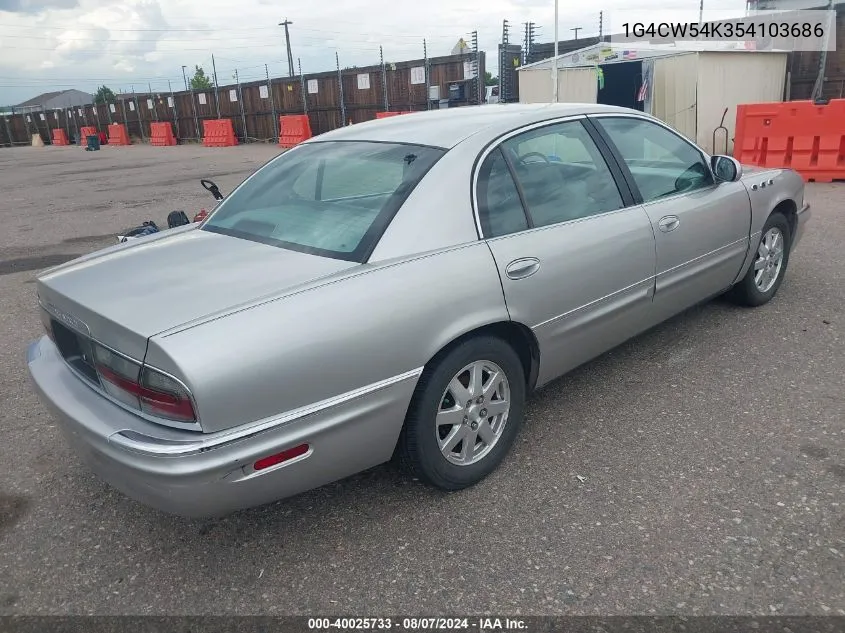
{"left": 211, "top": 53, "right": 221, "bottom": 118}
{"left": 599, "top": 11, "right": 603, "bottom": 41}
{"left": 181, "top": 65, "right": 189, "bottom": 91}
{"left": 279, "top": 19, "right": 294, "bottom": 77}
{"left": 571, "top": 26, "right": 582, "bottom": 40}
{"left": 699, "top": 0, "right": 704, "bottom": 23}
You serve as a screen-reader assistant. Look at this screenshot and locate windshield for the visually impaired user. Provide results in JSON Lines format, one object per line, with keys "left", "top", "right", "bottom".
{"left": 202, "top": 140, "right": 445, "bottom": 262}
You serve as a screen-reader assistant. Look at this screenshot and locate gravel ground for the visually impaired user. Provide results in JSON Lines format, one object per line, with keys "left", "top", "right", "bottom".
{"left": 0, "top": 144, "right": 842, "bottom": 616}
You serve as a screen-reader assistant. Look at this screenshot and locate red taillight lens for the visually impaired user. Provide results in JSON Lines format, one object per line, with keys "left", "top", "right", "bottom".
{"left": 253, "top": 444, "right": 310, "bottom": 471}
{"left": 92, "top": 343, "right": 196, "bottom": 424}
{"left": 138, "top": 367, "right": 196, "bottom": 422}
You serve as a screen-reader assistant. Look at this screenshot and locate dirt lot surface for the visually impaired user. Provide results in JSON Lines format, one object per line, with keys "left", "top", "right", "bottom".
{"left": 0, "top": 144, "right": 843, "bottom": 615}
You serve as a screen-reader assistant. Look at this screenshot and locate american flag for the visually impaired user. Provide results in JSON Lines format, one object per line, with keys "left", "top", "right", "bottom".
{"left": 622, "top": 50, "right": 637, "bottom": 60}
{"left": 637, "top": 80, "right": 648, "bottom": 102}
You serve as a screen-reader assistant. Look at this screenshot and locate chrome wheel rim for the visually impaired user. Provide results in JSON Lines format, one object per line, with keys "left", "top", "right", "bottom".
{"left": 754, "top": 227, "right": 785, "bottom": 293}
{"left": 436, "top": 360, "right": 510, "bottom": 466}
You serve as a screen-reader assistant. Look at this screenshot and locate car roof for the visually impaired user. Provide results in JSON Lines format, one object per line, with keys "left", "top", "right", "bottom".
{"left": 306, "top": 103, "right": 643, "bottom": 149}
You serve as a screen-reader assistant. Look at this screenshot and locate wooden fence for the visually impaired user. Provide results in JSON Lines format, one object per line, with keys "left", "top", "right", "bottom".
{"left": 0, "top": 52, "right": 486, "bottom": 147}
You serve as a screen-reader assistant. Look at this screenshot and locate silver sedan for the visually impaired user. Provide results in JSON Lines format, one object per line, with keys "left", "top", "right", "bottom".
{"left": 27, "top": 104, "right": 811, "bottom": 517}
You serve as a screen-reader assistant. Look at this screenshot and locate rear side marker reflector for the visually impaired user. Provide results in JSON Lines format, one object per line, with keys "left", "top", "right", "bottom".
{"left": 253, "top": 444, "right": 310, "bottom": 471}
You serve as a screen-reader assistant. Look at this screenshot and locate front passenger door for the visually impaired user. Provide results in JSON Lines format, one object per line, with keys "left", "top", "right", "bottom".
{"left": 592, "top": 116, "right": 751, "bottom": 322}
{"left": 477, "top": 118, "right": 657, "bottom": 388}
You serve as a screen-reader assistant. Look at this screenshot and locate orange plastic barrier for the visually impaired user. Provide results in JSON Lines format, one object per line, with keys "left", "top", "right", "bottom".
{"left": 202, "top": 119, "right": 238, "bottom": 147}
{"left": 278, "top": 114, "right": 312, "bottom": 148}
{"left": 734, "top": 99, "right": 845, "bottom": 183}
{"left": 375, "top": 111, "right": 413, "bottom": 119}
{"left": 108, "top": 123, "right": 131, "bottom": 146}
{"left": 51, "top": 129, "right": 69, "bottom": 146}
{"left": 150, "top": 122, "right": 177, "bottom": 146}
{"left": 79, "top": 126, "right": 97, "bottom": 145}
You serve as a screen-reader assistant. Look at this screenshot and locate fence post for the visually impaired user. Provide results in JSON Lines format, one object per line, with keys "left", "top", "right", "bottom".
{"left": 132, "top": 87, "right": 144, "bottom": 141}
{"left": 4, "top": 117, "right": 13, "bottom": 147}
{"left": 105, "top": 83, "right": 113, "bottom": 124}
{"left": 336, "top": 52, "right": 346, "bottom": 126}
{"left": 44, "top": 107, "right": 53, "bottom": 140}
{"left": 266, "top": 65, "right": 278, "bottom": 142}
{"left": 169, "top": 80, "right": 178, "bottom": 138}
{"left": 212, "top": 54, "right": 221, "bottom": 119}
{"left": 149, "top": 82, "right": 159, "bottom": 122}
{"left": 70, "top": 108, "right": 79, "bottom": 143}
{"left": 120, "top": 98, "right": 128, "bottom": 133}
{"left": 380, "top": 45, "right": 389, "bottom": 111}
{"left": 424, "top": 39, "right": 431, "bottom": 110}
{"left": 235, "top": 69, "right": 247, "bottom": 143}
{"left": 299, "top": 58, "right": 307, "bottom": 114}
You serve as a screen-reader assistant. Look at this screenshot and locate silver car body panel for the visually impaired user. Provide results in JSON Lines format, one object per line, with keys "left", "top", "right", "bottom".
{"left": 485, "top": 209, "right": 657, "bottom": 387}
{"left": 27, "top": 103, "right": 810, "bottom": 515}
{"left": 146, "top": 242, "right": 509, "bottom": 433}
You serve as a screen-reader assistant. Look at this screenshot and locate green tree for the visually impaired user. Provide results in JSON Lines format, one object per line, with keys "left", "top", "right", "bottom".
{"left": 484, "top": 71, "right": 498, "bottom": 86}
{"left": 191, "top": 65, "right": 213, "bottom": 90}
{"left": 93, "top": 85, "right": 115, "bottom": 104}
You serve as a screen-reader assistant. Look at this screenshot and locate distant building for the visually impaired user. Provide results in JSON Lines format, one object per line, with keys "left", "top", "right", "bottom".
{"left": 13, "top": 89, "right": 93, "bottom": 114}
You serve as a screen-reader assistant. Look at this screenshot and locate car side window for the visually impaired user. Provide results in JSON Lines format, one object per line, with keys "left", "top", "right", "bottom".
{"left": 477, "top": 148, "right": 529, "bottom": 238}
{"left": 501, "top": 120, "right": 624, "bottom": 228}
{"left": 597, "top": 117, "right": 714, "bottom": 202}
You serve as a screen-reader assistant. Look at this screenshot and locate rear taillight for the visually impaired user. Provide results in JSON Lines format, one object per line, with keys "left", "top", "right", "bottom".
{"left": 138, "top": 367, "right": 196, "bottom": 422}
{"left": 92, "top": 342, "right": 196, "bottom": 424}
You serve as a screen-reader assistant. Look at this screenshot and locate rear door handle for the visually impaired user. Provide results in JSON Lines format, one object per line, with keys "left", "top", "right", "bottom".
{"left": 658, "top": 215, "right": 680, "bottom": 232}
{"left": 505, "top": 257, "right": 541, "bottom": 280}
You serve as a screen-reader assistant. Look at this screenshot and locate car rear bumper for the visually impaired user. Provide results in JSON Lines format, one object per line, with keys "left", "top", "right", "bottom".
{"left": 27, "top": 336, "right": 418, "bottom": 517}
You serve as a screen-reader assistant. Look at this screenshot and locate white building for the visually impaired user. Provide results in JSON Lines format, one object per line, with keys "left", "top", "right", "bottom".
{"left": 517, "top": 43, "right": 788, "bottom": 154}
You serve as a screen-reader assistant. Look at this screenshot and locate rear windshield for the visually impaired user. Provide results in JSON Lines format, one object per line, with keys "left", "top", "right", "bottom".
{"left": 202, "top": 141, "right": 444, "bottom": 262}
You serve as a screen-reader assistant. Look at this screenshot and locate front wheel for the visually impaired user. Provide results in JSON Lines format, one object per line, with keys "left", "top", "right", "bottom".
{"left": 399, "top": 336, "right": 526, "bottom": 490}
{"left": 728, "top": 212, "right": 791, "bottom": 307}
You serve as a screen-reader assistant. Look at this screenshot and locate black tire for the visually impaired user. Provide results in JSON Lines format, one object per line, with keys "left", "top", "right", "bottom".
{"left": 399, "top": 336, "right": 526, "bottom": 490}
{"left": 728, "top": 212, "right": 791, "bottom": 307}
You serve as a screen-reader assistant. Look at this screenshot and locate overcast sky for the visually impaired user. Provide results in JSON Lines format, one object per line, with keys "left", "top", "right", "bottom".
{"left": 0, "top": 0, "right": 747, "bottom": 104}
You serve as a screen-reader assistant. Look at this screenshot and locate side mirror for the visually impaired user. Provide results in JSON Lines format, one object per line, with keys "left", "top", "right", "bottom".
{"left": 201, "top": 179, "right": 225, "bottom": 201}
{"left": 711, "top": 155, "right": 742, "bottom": 182}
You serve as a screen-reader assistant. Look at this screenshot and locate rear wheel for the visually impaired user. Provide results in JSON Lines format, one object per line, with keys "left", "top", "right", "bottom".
{"left": 728, "top": 212, "right": 791, "bottom": 307}
{"left": 400, "top": 336, "right": 526, "bottom": 490}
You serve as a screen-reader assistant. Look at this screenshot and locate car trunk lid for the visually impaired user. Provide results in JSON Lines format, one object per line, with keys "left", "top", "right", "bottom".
{"left": 37, "top": 227, "right": 358, "bottom": 361}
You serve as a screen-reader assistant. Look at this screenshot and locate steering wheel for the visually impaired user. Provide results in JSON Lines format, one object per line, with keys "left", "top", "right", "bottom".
{"left": 517, "top": 152, "right": 551, "bottom": 165}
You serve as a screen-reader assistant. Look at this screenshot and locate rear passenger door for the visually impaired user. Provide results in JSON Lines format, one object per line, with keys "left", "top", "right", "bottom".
{"left": 476, "top": 117, "right": 657, "bottom": 387}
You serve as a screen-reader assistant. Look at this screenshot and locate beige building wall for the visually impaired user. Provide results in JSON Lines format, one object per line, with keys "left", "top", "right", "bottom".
{"left": 696, "top": 51, "right": 787, "bottom": 154}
